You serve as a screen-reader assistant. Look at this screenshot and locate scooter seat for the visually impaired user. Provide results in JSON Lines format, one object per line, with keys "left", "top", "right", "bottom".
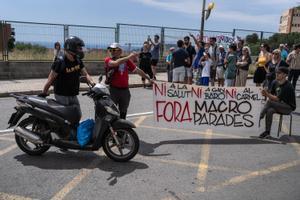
{"left": 26, "top": 96, "right": 81, "bottom": 124}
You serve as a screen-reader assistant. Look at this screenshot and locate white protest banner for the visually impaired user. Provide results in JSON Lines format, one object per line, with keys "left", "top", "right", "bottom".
{"left": 153, "top": 82, "right": 265, "bottom": 132}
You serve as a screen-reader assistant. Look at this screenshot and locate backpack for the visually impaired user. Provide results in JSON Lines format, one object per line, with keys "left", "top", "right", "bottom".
{"left": 77, "top": 119, "right": 95, "bottom": 147}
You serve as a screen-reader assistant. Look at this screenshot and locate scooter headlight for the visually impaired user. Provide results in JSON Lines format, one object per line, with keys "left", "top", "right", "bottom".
{"left": 104, "top": 106, "right": 119, "bottom": 116}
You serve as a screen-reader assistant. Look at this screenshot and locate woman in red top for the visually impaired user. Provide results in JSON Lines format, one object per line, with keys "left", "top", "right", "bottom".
{"left": 105, "top": 43, "right": 152, "bottom": 119}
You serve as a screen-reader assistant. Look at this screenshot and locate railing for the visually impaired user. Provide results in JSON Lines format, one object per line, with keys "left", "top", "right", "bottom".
{"left": 0, "top": 20, "right": 276, "bottom": 61}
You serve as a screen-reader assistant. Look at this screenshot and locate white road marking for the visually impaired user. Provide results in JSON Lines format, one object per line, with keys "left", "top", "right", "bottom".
{"left": 0, "top": 144, "right": 17, "bottom": 156}
{"left": 0, "top": 111, "right": 154, "bottom": 134}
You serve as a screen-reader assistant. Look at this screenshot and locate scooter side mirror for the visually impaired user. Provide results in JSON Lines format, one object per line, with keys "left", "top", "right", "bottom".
{"left": 79, "top": 76, "right": 88, "bottom": 84}
{"left": 98, "top": 75, "right": 103, "bottom": 83}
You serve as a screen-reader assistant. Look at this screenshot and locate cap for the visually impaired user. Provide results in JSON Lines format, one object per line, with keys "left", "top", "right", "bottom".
{"left": 169, "top": 47, "right": 175, "bottom": 51}
{"left": 279, "top": 44, "right": 284, "bottom": 47}
{"left": 219, "top": 45, "right": 224, "bottom": 49}
{"left": 276, "top": 67, "right": 289, "bottom": 75}
{"left": 108, "top": 42, "right": 122, "bottom": 50}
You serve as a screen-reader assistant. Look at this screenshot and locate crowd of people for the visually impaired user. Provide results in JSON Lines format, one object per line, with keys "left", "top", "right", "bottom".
{"left": 44, "top": 35, "right": 299, "bottom": 139}
{"left": 134, "top": 34, "right": 299, "bottom": 139}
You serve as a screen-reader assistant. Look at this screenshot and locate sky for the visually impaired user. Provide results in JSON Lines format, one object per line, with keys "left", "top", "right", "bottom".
{"left": 1, "top": 0, "right": 298, "bottom": 33}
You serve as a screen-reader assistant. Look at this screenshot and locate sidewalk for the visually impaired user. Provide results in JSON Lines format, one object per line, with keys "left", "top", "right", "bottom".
{"left": 0, "top": 73, "right": 299, "bottom": 98}
{"left": 0, "top": 73, "right": 168, "bottom": 98}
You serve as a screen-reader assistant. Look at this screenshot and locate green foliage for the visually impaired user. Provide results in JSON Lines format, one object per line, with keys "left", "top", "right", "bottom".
{"left": 15, "top": 42, "right": 47, "bottom": 54}
{"left": 245, "top": 33, "right": 259, "bottom": 44}
{"left": 246, "top": 32, "right": 300, "bottom": 56}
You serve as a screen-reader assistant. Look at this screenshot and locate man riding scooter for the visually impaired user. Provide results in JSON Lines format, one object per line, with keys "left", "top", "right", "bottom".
{"left": 40, "top": 36, "right": 95, "bottom": 127}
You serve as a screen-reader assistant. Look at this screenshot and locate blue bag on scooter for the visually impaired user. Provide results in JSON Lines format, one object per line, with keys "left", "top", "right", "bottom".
{"left": 77, "top": 119, "right": 95, "bottom": 147}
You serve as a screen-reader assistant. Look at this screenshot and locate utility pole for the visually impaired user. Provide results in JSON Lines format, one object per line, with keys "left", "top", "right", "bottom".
{"left": 200, "top": 0, "right": 215, "bottom": 41}
{"left": 200, "top": 0, "right": 206, "bottom": 41}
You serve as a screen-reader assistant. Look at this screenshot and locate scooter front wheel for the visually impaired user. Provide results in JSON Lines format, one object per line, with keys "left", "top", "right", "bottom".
{"left": 102, "top": 128, "right": 139, "bottom": 162}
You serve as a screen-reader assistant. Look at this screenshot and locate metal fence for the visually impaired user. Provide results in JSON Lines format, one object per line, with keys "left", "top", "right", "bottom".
{"left": 0, "top": 20, "right": 276, "bottom": 61}
{"left": 233, "top": 28, "right": 276, "bottom": 41}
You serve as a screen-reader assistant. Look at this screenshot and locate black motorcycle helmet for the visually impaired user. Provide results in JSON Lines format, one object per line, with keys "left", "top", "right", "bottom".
{"left": 64, "top": 36, "right": 85, "bottom": 59}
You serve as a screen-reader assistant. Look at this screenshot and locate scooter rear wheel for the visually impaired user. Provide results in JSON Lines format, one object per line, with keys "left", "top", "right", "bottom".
{"left": 102, "top": 128, "right": 139, "bottom": 162}
{"left": 15, "top": 117, "right": 50, "bottom": 156}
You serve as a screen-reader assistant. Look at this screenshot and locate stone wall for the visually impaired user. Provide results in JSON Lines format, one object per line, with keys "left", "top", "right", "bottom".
{"left": 0, "top": 61, "right": 166, "bottom": 80}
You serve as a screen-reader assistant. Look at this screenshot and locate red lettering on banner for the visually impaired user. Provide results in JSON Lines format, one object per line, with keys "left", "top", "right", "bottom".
{"left": 181, "top": 101, "right": 192, "bottom": 122}
{"left": 225, "top": 88, "right": 237, "bottom": 99}
{"left": 191, "top": 87, "right": 202, "bottom": 98}
{"left": 156, "top": 100, "right": 191, "bottom": 122}
{"left": 164, "top": 102, "right": 173, "bottom": 122}
{"left": 154, "top": 82, "right": 166, "bottom": 96}
{"left": 174, "top": 101, "right": 182, "bottom": 122}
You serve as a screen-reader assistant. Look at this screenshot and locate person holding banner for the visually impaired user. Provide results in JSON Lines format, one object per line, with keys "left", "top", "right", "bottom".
{"left": 259, "top": 67, "right": 296, "bottom": 138}
{"left": 105, "top": 42, "right": 153, "bottom": 119}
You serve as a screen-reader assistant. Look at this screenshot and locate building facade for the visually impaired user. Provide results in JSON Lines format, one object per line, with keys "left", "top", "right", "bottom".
{"left": 279, "top": 7, "right": 300, "bottom": 33}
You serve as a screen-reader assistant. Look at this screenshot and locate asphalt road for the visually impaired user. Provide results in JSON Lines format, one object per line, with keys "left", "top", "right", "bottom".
{"left": 0, "top": 87, "right": 300, "bottom": 200}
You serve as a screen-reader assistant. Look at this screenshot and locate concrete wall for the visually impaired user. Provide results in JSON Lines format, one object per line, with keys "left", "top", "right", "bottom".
{"left": 0, "top": 61, "right": 166, "bottom": 80}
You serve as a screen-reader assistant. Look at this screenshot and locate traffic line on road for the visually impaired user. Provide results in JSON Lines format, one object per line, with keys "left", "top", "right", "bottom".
{"left": 50, "top": 151, "right": 104, "bottom": 200}
{"left": 0, "top": 192, "right": 32, "bottom": 200}
{"left": 0, "top": 129, "right": 13, "bottom": 134}
{"left": 137, "top": 155, "right": 250, "bottom": 174}
{"left": 203, "top": 159, "right": 300, "bottom": 192}
{"left": 0, "top": 144, "right": 17, "bottom": 156}
{"left": 138, "top": 124, "right": 246, "bottom": 139}
{"left": 197, "top": 129, "right": 212, "bottom": 192}
{"left": 134, "top": 116, "right": 148, "bottom": 127}
{"left": 127, "top": 111, "right": 153, "bottom": 118}
{"left": 0, "top": 136, "right": 15, "bottom": 142}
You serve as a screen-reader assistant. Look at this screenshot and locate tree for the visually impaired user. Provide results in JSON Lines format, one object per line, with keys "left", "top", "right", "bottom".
{"left": 245, "top": 33, "right": 259, "bottom": 44}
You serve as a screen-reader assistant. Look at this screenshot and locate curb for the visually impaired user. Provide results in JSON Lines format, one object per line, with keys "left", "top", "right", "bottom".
{"left": 0, "top": 83, "right": 145, "bottom": 98}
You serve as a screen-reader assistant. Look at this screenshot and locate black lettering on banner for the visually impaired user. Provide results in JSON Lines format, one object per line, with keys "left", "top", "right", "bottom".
{"left": 208, "top": 101, "right": 218, "bottom": 112}
{"left": 218, "top": 101, "right": 227, "bottom": 113}
{"left": 193, "top": 113, "right": 201, "bottom": 125}
{"left": 225, "top": 114, "right": 234, "bottom": 126}
{"left": 243, "top": 114, "right": 254, "bottom": 127}
{"left": 216, "top": 114, "right": 226, "bottom": 126}
{"left": 229, "top": 101, "right": 238, "bottom": 113}
{"left": 233, "top": 114, "right": 243, "bottom": 127}
{"left": 237, "top": 101, "right": 252, "bottom": 114}
{"left": 195, "top": 101, "right": 208, "bottom": 113}
{"left": 209, "top": 113, "right": 218, "bottom": 125}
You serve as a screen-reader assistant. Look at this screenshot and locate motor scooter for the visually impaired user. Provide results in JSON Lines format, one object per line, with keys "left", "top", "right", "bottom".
{"left": 8, "top": 75, "right": 139, "bottom": 162}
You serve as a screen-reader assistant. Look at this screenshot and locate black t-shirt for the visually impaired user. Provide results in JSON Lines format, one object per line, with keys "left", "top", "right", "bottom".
{"left": 271, "top": 80, "right": 296, "bottom": 110}
{"left": 172, "top": 48, "right": 189, "bottom": 68}
{"left": 51, "top": 57, "right": 84, "bottom": 96}
{"left": 139, "top": 52, "right": 152, "bottom": 69}
{"left": 185, "top": 45, "right": 196, "bottom": 67}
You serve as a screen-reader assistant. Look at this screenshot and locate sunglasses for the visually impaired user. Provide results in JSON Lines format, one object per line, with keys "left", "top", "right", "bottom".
{"left": 109, "top": 48, "right": 120, "bottom": 52}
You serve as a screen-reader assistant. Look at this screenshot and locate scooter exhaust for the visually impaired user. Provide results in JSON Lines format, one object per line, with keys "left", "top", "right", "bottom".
{"left": 14, "top": 127, "right": 43, "bottom": 144}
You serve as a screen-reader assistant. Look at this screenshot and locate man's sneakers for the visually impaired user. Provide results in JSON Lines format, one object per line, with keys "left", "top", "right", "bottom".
{"left": 259, "top": 131, "right": 270, "bottom": 139}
